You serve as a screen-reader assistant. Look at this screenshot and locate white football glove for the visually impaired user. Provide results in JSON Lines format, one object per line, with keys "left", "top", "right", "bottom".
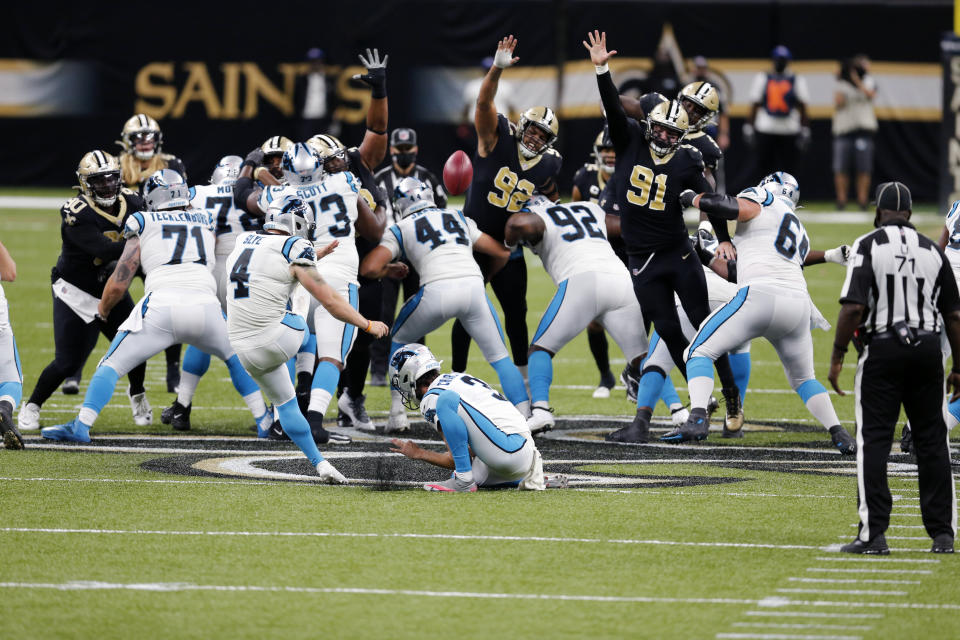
{"left": 316, "top": 460, "right": 348, "bottom": 485}
{"left": 824, "top": 245, "right": 850, "bottom": 265}
{"left": 494, "top": 45, "right": 517, "bottom": 69}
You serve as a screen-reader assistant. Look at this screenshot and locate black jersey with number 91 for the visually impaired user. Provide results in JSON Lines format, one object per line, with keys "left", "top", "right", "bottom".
{"left": 463, "top": 114, "right": 561, "bottom": 242}
{"left": 608, "top": 118, "right": 711, "bottom": 254}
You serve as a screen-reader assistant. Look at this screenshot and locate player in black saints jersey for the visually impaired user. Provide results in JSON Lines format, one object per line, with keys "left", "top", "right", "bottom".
{"left": 452, "top": 35, "right": 562, "bottom": 381}
{"left": 18, "top": 151, "right": 149, "bottom": 433}
{"left": 585, "top": 31, "right": 742, "bottom": 443}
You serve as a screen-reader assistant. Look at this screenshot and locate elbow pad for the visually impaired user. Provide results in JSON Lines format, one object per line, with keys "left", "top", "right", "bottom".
{"left": 233, "top": 176, "right": 254, "bottom": 211}
{"left": 698, "top": 193, "right": 740, "bottom": 220}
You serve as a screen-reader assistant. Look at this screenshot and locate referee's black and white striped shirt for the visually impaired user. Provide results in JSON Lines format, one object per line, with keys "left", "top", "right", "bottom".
{"left": 840, "top": 221, "right": 960, "bottom": 334}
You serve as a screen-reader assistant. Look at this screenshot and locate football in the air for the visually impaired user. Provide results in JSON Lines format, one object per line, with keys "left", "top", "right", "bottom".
{"left": 443, "top": 150, "right": 473, "bottom": 196}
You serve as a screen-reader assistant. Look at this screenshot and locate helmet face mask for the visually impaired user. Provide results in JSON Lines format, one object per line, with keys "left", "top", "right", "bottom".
{"left": 260, "top": 136, "right": 294, "bottom": 180}
{"left": 306, "top": 134, "right": 347, "bottom": 174}
{"left": 389, "top": 344, "right": 442, "bottom": 410}
{"left": 679, "top": 82, "right": 720, "bottom": 132}
{"left": 143, "top": 169, "right": 190, "bottom": 211}
{"left": 645, "top": 101, "right": 689, "bottom": 157}
{"left": 593, "top": 129, "right": 616, "bottom": 175}
{"left": 120, "top": 114, "right": 163, "bottom": 161}
{"left": 77, "top": 150, "right": 123, "bottom": 208}
{"left": 516, "top": 107, "right": 559, "bottom": 160}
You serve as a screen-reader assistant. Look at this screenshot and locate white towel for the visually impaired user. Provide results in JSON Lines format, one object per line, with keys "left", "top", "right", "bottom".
{"left": 52, "top": 278, "right": 100, "bottom": 324}
{"left": 518, "top": 446, "right": 546, "bottom": 491}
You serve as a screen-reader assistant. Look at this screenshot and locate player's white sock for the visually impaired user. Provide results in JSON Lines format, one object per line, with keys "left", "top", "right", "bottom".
{"left": 296, "top": 352, "right": 316, "bottom": 376}
{"left": 519, "top": 364, "right": 529, "bottom": 383}
{"left": 804, "top": 391, "right": 841, "bottom": 431}
{"left": 949, "top": 413, "right": 959, "bottom": 430}
{"left": 454, "top": 470, "right": 475, "bottom": 484}
{"left": 515, "top": 400, "right": 531, "bottom": 418}
{"left": 687, "top": 376, "right": 715, "bottom": 410}
{"left": 176, "top": 372, "right": 201, "bottom": 407}
{"left": 308, "top": 389, "right": 333, "bottom": 414}
{"left": 243, "top": 391, "right": 267, "bottom": 419}
{"left": 533, "top": 400, "right": 550, "bottom": 411}
{"left": 78, "top": 406, "right": 98, "bottom": 426}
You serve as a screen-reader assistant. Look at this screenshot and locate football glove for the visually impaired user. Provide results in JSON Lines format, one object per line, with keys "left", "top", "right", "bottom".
{"left": 679, "top": 189, "right": 697, "bottom": 209}
{"left": 353, "top": 48, "right": 388, "bottom": 98}
{"left": 824, "top": 245, "right": 850, "bottom": 265}
{"left": 244, "top": 148, "right": 264, "bottom": 167}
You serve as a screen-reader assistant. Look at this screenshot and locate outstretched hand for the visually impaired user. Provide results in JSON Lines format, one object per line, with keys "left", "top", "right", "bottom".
{"left": 493, "top": 35, "right": 520, "bottom": 69}
{"left": 353, "top": 48, "right": 388, "bottom": 97}
{"left": 315, "top": 240, "right": 339, "bottom": 261}
{"left": 390, "top": 438, "right": 423, "bottom": 460}
{"left": 583, "top": 30, "right": 617, "bottom": 66}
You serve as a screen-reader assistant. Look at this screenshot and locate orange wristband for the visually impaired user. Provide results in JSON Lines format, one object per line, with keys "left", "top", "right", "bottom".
{"left": 365, "top": 319, "right": 372, "bottom": 333}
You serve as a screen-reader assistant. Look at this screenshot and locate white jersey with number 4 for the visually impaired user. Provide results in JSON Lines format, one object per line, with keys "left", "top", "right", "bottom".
{"left": 259, "top": 171, "right": 361, "bottom": 284}
{"left": 524, "top": 199, "right": 623, "bottom": 284}
{"left": 191, "top": 183, "right": 259, "bottom": 257}
{"left": 734, "top": 186, "right": 809, "bottom": 292}
{"left": 380, "top": 207, "right": 482, "bottom": 285}
{"left": 124, "top": 209, "right": 217, "bottom": 295}
{"left": 225, "top": 232, "right": 316, "bottom": 343}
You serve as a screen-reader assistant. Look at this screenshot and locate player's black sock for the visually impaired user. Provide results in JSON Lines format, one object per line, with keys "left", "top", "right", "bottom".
{"left": 451, "top": 320, "right": 471, "bottom": 372}
{"left": 588, "top": 329, "right": 611, "bottom": 379}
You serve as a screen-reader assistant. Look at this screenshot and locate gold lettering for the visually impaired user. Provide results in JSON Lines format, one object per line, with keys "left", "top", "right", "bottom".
{"left": 243, "top": 62, "right": 295, "bottom": 118}
{"left": 170, "top": 62, "right": 222, "bottom": 118}
{"left": 134, "top": 62, "right": 176, "bottom": 119}
{"left": 333, "top": 65, "right": 372, "bottom": 125}
{"left": 951, "top": 85, "right": 960, "bottom": 113}
{"left": 221, "top": 63, "right": 242, "bottom": 119}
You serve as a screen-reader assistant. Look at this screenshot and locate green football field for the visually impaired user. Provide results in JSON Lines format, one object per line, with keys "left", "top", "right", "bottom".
{"left": 1, "top": 191, "right": 958, "bottom": 639}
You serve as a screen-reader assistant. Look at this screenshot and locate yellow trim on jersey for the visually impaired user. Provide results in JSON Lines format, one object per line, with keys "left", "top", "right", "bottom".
{"left": 79, "top": 193, "right": 127, "bottom": 226}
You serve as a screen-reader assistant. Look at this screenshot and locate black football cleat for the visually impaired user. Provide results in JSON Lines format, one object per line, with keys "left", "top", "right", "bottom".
{"left": 900, "top": 423, "right": 913, "bottom": 455}
{"left": 829, "top": 425, "right": 857, "bottom": 455}
{"left": 606, "top": 410, "right": 649, "bottom": 443}
{"left": 0, "top": 400, "right": 24, "bottom": 450}
{"left": 931, "top": 533, "right": 954, "bottom": 554}
{"left": 840, "top": 534, "right": 889, "bottom": 555}
{"left": 168, "top": 401, "right": 191, "bottom": 431}
{"left": 661, "top": 408, "right": 709, "bottom": 443}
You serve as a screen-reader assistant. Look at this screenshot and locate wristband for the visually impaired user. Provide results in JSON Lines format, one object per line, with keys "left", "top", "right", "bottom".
{"left": 367, "top": 127, "right": 386, "bottom": 135}
{"left": 365, "top": 319, "right": 373, "bottom": 333}
{"left": 595, "top": 63, "right": 609, "bottom": 74}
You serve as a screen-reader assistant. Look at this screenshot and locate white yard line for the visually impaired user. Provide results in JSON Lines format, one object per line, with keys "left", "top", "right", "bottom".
{"left": 716, "top": 634, "right": 861, "bottom": 640}
{"left": 813, "top": 557, "right": 938, "bottom": 564}
{"left": 787, "top": 577, "right": 919, "bottom": 585}
{"left": 731, "top": 623, "right": 872, "bottom": 631}
{"left": 775, "top": 588, "right": 906, "bottom": 596}
{"left": 744, "top": 612, "right": 882, "bottom": 619}
{"left": 0, "top": 527, "right": 827, "bottom": 551}
{"left": 806, "top": 568, "right": 932, "bottom": 575}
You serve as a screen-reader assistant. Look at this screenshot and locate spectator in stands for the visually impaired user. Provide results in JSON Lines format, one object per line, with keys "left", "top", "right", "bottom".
{"left": 832, "top": 55, "right": 878, "bottom": 211}
{"left": 297, "top": 47, "right": 338, "bottom": 139}
{"left": 744, "top": 45, "right": 810, "bottom": 180}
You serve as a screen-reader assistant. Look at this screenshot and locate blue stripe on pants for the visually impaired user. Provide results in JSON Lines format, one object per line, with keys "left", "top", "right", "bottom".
{"left": 687, "top": 286, "right": 749, "bottom": 358}
{"left": 532, "top": 280, "right": 568, "bottom": 344}
{"left": 340, "top": 283, "right": 359, "bottom": 362}
{"left": 392, "top": 286, "right": 424, "bottom": 337}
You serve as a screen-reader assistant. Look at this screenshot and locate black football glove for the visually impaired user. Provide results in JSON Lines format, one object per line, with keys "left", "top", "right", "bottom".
{"left": 244, "top": 148, "right": 265, "bottom": 167}
{"left": 679, "top": 189, "right": 697, "bottom": 209}
{"left": 353, "top": 48, "right": 388, "bottom": 99}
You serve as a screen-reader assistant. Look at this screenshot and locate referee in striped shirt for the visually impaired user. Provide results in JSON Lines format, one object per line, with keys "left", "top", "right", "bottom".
{"left": 829, "top": 182, "right": 960, "bottom": 554}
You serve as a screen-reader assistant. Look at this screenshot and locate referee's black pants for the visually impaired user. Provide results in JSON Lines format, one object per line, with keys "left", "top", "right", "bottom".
{"left": 27, "top": 293, "right": 147, "bottom": 408}
{"left": 855, "top": 335, "right": 956, "bottom": 541}
{"left": 451, "top": 253, "right": 528, "bottom": 371}
{"left": 628, "top": 238, "right": 736, "bottom": 387}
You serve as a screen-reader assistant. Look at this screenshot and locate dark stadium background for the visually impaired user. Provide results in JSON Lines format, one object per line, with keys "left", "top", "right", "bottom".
{"left": 3, "top": 0, "right": 950, "bottom": 202}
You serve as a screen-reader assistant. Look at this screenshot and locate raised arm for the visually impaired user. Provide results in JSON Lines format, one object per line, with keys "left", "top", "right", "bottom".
{"left": 583, "top": 31, "right": 628, "bottom": 154}
{"left": 476, "top": 36, "right": 519, "bottom": 157}
{"left": 353, "top": 48, "right": 389, "bottom": 169}
{"left": 98, "top": 236, "right": 141, "bottom": 319}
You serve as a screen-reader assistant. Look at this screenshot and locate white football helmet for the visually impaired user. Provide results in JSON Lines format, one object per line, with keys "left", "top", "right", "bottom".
{"left": 760, "top": 171, "right": 800, "bottom": 210}
{"left": 143, "top": 169, "right": 191, "bottom": 211}
{"left": 263, "top": 195, "right": 314, "bottom": 239}
{"left": 210, "top": 155, "right": 243, "bottom": 185}
{"left": 393, "top": 177, "right": 434, "bottom": 218}
{"left": 389, "top": 343, "right": 442, "bottom": 409}
{"left": 282, "top": 143, "right": 323, "bottom": 186}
